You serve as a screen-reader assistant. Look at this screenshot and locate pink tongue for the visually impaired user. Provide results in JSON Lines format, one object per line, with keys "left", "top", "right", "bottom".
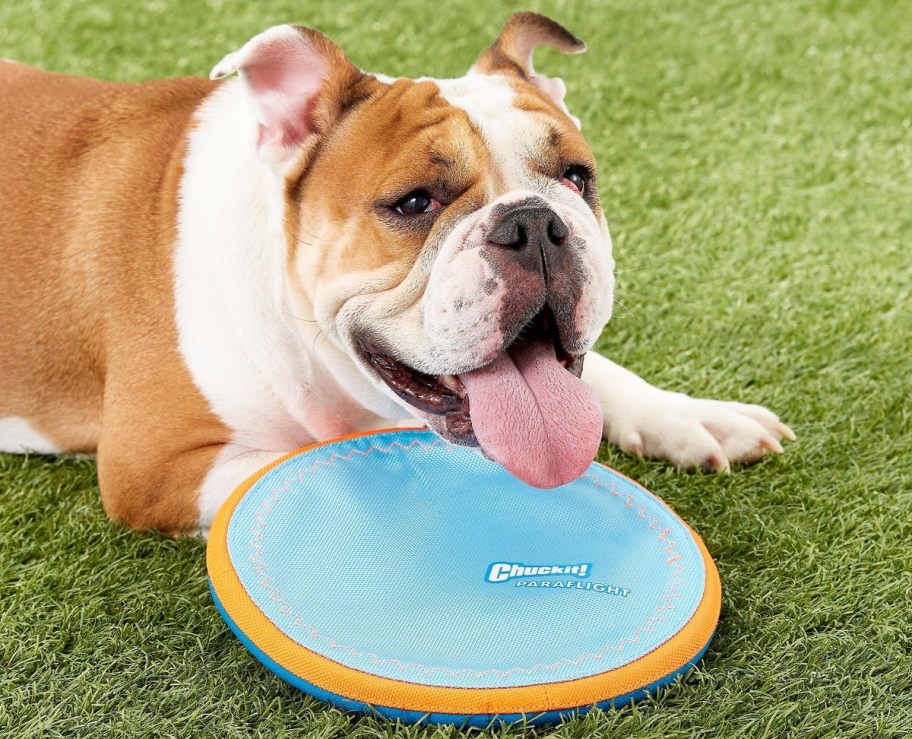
{"left": 459, "top": 340, "right": 603, "bottom": 488}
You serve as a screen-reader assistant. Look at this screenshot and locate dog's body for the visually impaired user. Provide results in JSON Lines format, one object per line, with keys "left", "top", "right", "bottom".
{"left": 0, "top": 15, "right": 793, "bottom": 534}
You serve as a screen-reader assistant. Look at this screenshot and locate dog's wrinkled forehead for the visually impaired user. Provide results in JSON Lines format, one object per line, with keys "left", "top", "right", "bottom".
{"left": 358, "top": 10, "right": 591, "bottom": 203}
{"left": 376, "top": 75, "right": 596, "bottom": 231}
{"left": 431, "top": 74, "right": 562, "bottom": 193}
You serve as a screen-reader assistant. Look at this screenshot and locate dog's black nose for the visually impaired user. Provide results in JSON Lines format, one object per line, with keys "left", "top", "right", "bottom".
{"left": 488, "top": 205, "right": 569, "bottom": 250}
{"left": 488, "top": 205, "right": 569, "bottom": 281}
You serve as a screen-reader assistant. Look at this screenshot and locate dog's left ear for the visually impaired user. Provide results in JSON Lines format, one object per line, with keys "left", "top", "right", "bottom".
{"left": 211, "top": 24, "right": 363, "bottom": 165}
{"left": 472, "top": 12, "right": 586, "bottom": 128}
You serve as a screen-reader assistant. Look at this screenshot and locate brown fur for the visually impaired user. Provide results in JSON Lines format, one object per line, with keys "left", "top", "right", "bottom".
{"left": 289, "top": 79, "right": 492, "bottom": 283}
{"left": 474, "top": 12, "right": 586, "bottom": 78}
{"left": 0, "top": 62, "right": 229, "bottom": 532}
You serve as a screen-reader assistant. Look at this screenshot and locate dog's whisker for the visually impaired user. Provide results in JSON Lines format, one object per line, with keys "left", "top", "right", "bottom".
{"left": 311, "top": 329, "right": 327, "bottom": 357}
{"left": 281, "top": 308, "right": 318, "bottom": 324}
{"left": 613, "top": 298, "right": 649, "bottom": 334}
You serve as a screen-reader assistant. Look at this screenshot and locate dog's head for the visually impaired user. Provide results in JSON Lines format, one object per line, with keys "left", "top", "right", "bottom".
{"left": 212, "top": 13, "right": 614, "bottom": 487}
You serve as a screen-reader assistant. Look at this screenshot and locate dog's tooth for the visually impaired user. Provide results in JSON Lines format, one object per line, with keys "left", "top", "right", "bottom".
{"left": 439, "top": 374, "right": 459, "bottom": 390}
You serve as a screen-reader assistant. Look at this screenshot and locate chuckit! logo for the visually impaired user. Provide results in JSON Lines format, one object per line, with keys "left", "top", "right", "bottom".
{"left": 485, "top": 561, "right": 591, "bottom": 583}
{"left": 485, "top": 561, "right": 630, "bottom": 597}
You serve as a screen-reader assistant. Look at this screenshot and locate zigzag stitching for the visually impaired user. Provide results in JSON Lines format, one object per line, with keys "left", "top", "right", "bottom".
{"left": 291, "top": 438, "right": 454, "bottom": 481}
{"left": 244, "top": 445, "right": 694, "bottom": 679}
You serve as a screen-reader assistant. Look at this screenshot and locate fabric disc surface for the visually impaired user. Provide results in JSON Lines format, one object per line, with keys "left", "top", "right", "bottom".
{"left": 207, "top": 428, "right": 721, "bottom": 726}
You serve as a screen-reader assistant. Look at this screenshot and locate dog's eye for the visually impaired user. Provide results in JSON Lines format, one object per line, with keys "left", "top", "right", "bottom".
{"left": 560, "top": 166, "right": 588, "bottom": 196}
{"left": 394, "top": 190, "right": 442, "bottom": 216}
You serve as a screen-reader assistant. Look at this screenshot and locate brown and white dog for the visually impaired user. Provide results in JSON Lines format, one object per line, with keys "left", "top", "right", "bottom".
{"left": 0, "top": 13, "right": 794, "bottom": 535}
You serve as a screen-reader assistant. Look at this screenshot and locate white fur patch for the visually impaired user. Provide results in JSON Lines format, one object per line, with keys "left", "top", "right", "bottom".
{"left": 175, "top": 79, "right": 403, "bottom": 524}
{"left": 175, "top": 80, "right": 393, "bottom": 448}
{"left": 175, "top": 79, "right": 309, "bottom": 452}
{"left": 0, "top": 417, "right": 60, "bottom": 454}
{"left": 197, "top": 444, "right": 284, "bottom": 533}
{"left": 434, "top": 74, "right": 527, "bottom": 188}
{"left": 368, "top": 72, "right": 397, "bottom": 85}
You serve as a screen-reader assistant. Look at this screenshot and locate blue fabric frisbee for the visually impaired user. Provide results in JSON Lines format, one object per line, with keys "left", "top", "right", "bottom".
{"left": 207, "top": 428, "right": 721, "bottom": 726}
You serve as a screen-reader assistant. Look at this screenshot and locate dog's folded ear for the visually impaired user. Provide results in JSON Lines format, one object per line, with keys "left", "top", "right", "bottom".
{"left": 472, "top": 12, "right": 586, "bottom": 128}
{"left": 211, "top": 25, "right": 363, "bottom": 165}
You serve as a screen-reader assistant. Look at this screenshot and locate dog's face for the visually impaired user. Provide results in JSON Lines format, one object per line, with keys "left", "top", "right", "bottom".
{"left": 213, "top": 14, "right": 614, "bottom": 487}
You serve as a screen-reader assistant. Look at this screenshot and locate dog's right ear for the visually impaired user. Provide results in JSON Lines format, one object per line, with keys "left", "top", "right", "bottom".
{"left": 472, "top": 13, "right": 586, "bottom": 128}
{"left": 211, "top": 25, "right": 362, "bottom": 165}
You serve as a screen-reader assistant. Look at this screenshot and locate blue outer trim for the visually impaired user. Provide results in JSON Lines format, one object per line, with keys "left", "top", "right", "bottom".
{"left": 210, "top": 581, "right": 715, "bottom": 727}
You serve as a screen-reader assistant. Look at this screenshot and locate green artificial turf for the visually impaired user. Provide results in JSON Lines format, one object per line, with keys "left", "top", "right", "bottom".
{"left": 1, "top": 0, "right": 910, "bottom": 736}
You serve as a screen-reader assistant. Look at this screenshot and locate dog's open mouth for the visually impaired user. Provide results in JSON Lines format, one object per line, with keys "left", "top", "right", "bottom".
{"left": 363, "top": 307, "right": 603, "bottom": 488}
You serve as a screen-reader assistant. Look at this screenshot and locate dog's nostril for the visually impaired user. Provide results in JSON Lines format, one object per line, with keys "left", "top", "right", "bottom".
{"left": 489, "top": 218, "right": 527, "bottom": 249}
{"left": 547, "top": 215, "right": 569, "bottom": 245}
{"left": 515, "top": 224, "right": 527, "bottom": 247}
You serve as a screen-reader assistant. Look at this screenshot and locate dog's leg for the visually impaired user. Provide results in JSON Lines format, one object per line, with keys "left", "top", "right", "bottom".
{"left": 582, "top": 351, "right": 795, "bottom": 471}
{"left": 96, "top": 442, "right": 222, "bottom": 535}
{"left": 96, "top": 435, "right": 283, "bottom": 537}
{"left": 94, "top": 356, "right": 283, "bottom": 535}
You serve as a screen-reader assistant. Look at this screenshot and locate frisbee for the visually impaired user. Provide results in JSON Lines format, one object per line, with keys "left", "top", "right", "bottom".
{"left": 207, "top": 428, "right": 721, "bottom": 726}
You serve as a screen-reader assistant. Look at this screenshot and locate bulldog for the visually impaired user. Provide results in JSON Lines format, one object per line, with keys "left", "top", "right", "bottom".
{"left": 0, "top": 13, "right": 794, "bottom": 535}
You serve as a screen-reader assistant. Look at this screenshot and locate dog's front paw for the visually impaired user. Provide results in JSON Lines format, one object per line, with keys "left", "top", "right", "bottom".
{"left": 607, "top": 391, "right": 795, "bottom": 472}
